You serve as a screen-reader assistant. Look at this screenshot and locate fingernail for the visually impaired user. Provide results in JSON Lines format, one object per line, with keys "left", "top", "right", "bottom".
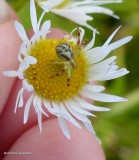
{"left": 0, "top": 0, "right": 10, "bottom": 23}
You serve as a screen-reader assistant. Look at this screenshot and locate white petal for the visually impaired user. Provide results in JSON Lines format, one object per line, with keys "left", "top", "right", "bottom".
{"left": 37, "top": 9, "right": 49, "bottom": 32}
{"left": 14, "top": 20, "right": 29, "bottom": 42}
{"left": 58, "top": 116, "right": 70, "bottom": 139}
{"left": 14, "top": 88, "right": 24, "bottom": 113}
{"left": 71, "top": 27, "right": 85, "bottom": 45}
{"left": 88, "top": 55, "right": 116, "bottom": 66}
{"left": 50, "top": 101, "right": 60, "bottom": 113}
{"left": 97, "top": 56, "right": 116, "bottom": 66}
{"left": 103, "top": 26, "right": 121, "bottom": 46}
{"left": 38, "top": 0, "right": 121, "bottom": 31}
{"left": 84, "top": 29, "right": 96, "bottom": 51}
{"left": 88, "top": 61, "right": 110, "bottom": 73}
{"left": 18, "top": 90, "right": 24, "bottom": 108}
{"left": 3, "top": 71, "right": 24, "bottom": 79}
{"left": 83, "top": 121, "right": 96, "bottom": 135}
{"left": 38, "top": 111, "right": 42, "bottom": 132}
{"left": 88, "top": 63, "right": 110, "bottom": 81}
{"left": 23, "top": 79, "right": 34, "bottom": 91}
{"left": 81, "top": 90, "right": 128, "bottom": 102}
{"left": 107, "top": 36, "right": 133, "bottom": 51}
{"left": 83, "top": 84, "right": 105, "bottom": 92}
{"left": 51, "top": 101, "right": 71, "bottom": 120}
{"left": 87, "top": 57, "right": 117, "bottom": 80}
{"left": 52, "top": 9, "right": 93, "bottom": 28}
{"left": 33, "top": 95, "right": 39, "bottom": 113}
{"left": 43, "top": 100, "right": 59, "bottom": 116}
{"left": 19, "top": 43, "right": 27, "bottom": 55}
{"left": 18, "top": 43, "right": 27, "bottom": 62}
{"left": 37, "top": 97, "right": 49, "bottom": 117}
{"left": 76, "top": 6, "right": 119, "bottom": 19}
{"left": 71, "top": 1, "right": 122, "bottom": 7}
{"left": 87, "top": 41, "right": 125, "bottom": 65}
{"left": 41, "top": 20, "right": 51, "bottom": 37}
{"left": 59, "top": 102, "right": 81, "bottom": 129}
{"left": 85, "top": 46, "right": 107, "bottom": 64}
{"left": 67, "top": 100, "right": 96, "bottom": 117}
{"left": 74, "top": 96, "right": 110, "bottom": 111}
{"left": 30, "top": 31, "right": 42, "bottom": 43}
{"left": 30, "top": 0, "right": 37, "bottom": 32}
{"left": 32, "top": 96, "right": 44, "bottom": 129}
{"left": 38, "top": 0, "right": 64, "bottom": 9}
{"left": 70, "top": 1, "right": 96, "bottom": 7}
{"left": 108, "top": 64, "right": 119, "bottom": 73}
{"left": 101, "top": 68, "right": 129, "bottom": 80}
{"left": 65, "top": 102, "right": 91, "bottom": 123}
{"left": 24, "top": 94, "right": 34, "bottom": 124}
{"left": 19, "top": 61, "right": 30, "bottom": 71}
{"left": 24, "top": 55, "right": 37, "bottom": 64}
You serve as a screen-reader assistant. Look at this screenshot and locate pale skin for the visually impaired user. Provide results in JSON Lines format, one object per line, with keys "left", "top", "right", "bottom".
{"left": 0, "top": 3, "right": 105, "bottom": 160}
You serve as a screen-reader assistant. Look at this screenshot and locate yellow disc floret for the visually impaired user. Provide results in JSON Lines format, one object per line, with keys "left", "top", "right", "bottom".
{"left": 25, "top": 38, "right": 88, "bottom": 101}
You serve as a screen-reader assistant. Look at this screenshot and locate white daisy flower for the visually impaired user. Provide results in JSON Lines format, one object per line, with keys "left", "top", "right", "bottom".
{"left": 3, "top": 0, "right": 132, "bottom": 139}
{"left": 36, "top": 0, "right": 122, "bottom": 31}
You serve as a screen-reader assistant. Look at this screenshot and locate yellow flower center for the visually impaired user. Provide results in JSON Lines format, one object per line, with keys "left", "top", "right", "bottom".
{"left": 25, "top": 38, "right": 88, "bottom": 101}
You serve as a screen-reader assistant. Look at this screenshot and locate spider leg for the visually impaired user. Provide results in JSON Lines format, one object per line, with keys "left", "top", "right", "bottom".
{"left": 51, "top": 61, "right": 72, "bottom": 87}
{"left": 67, "top": 67, "right": 72, "bottom": 87}
{"left": 81, "top": 39, "right": 88, "bottom": 48}
{"left": 51, "top": 61, "right": 67, "bottom": 64}
{"left": 51, "top": 66, "right": 68, "bottom": 78}
{"left": 77, "top": 27, "right": 81, "bottom": 45}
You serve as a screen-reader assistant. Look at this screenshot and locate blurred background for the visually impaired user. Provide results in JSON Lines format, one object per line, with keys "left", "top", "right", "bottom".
{"left": 6, "top": 0, "right": 139, "bottom": 159}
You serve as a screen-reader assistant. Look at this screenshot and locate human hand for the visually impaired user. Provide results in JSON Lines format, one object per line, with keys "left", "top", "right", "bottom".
{"left": 0, "top": 1, "right": 105, "bottom": 160}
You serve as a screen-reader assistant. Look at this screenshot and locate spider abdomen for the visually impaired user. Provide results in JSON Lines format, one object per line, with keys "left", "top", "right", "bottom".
{"left": 55, "top": 43, "right": 76, "bottom": 68}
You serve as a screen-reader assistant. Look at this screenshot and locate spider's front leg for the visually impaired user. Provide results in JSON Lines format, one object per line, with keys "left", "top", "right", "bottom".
{"left": 77, "top": 27, "right": 81, "bottom": 46}
{"left": 51, "top": 65, "right": 68, "bottom": 78}
{"left": 77, "top": 27, "right": 87, "bottom": 48}
{"left": 51, "top": 61, "right": 72, "bottom": 87}
{"left": 67, "top": 66, "right": 72, "bottom": 87}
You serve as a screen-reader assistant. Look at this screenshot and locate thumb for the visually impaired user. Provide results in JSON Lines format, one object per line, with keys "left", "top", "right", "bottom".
{"left": 0, "top": 0, "right": 21, "bottom": 114}
{"left": 0, "top": 0, "right": 18, "bottom": 23}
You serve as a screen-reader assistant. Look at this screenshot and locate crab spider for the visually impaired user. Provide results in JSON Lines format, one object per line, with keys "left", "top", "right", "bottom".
{"left": 52, "top": 28, "right": 85, "bottom": 87}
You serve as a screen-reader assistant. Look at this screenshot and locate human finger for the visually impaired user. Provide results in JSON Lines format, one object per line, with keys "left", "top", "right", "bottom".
{"left": 0, "top": 0, "right": 18, "bottom": 23}
{"left": 3, "top": 119, "right": 105, "bottom": 160}
{"left": 0, "top": 1, "right": 21, "bottom": 114}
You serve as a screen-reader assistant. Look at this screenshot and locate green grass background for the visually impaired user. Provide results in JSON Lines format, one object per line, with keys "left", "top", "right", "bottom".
{"left": 6, "top": 0, "right": 139, "bottom": 159}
